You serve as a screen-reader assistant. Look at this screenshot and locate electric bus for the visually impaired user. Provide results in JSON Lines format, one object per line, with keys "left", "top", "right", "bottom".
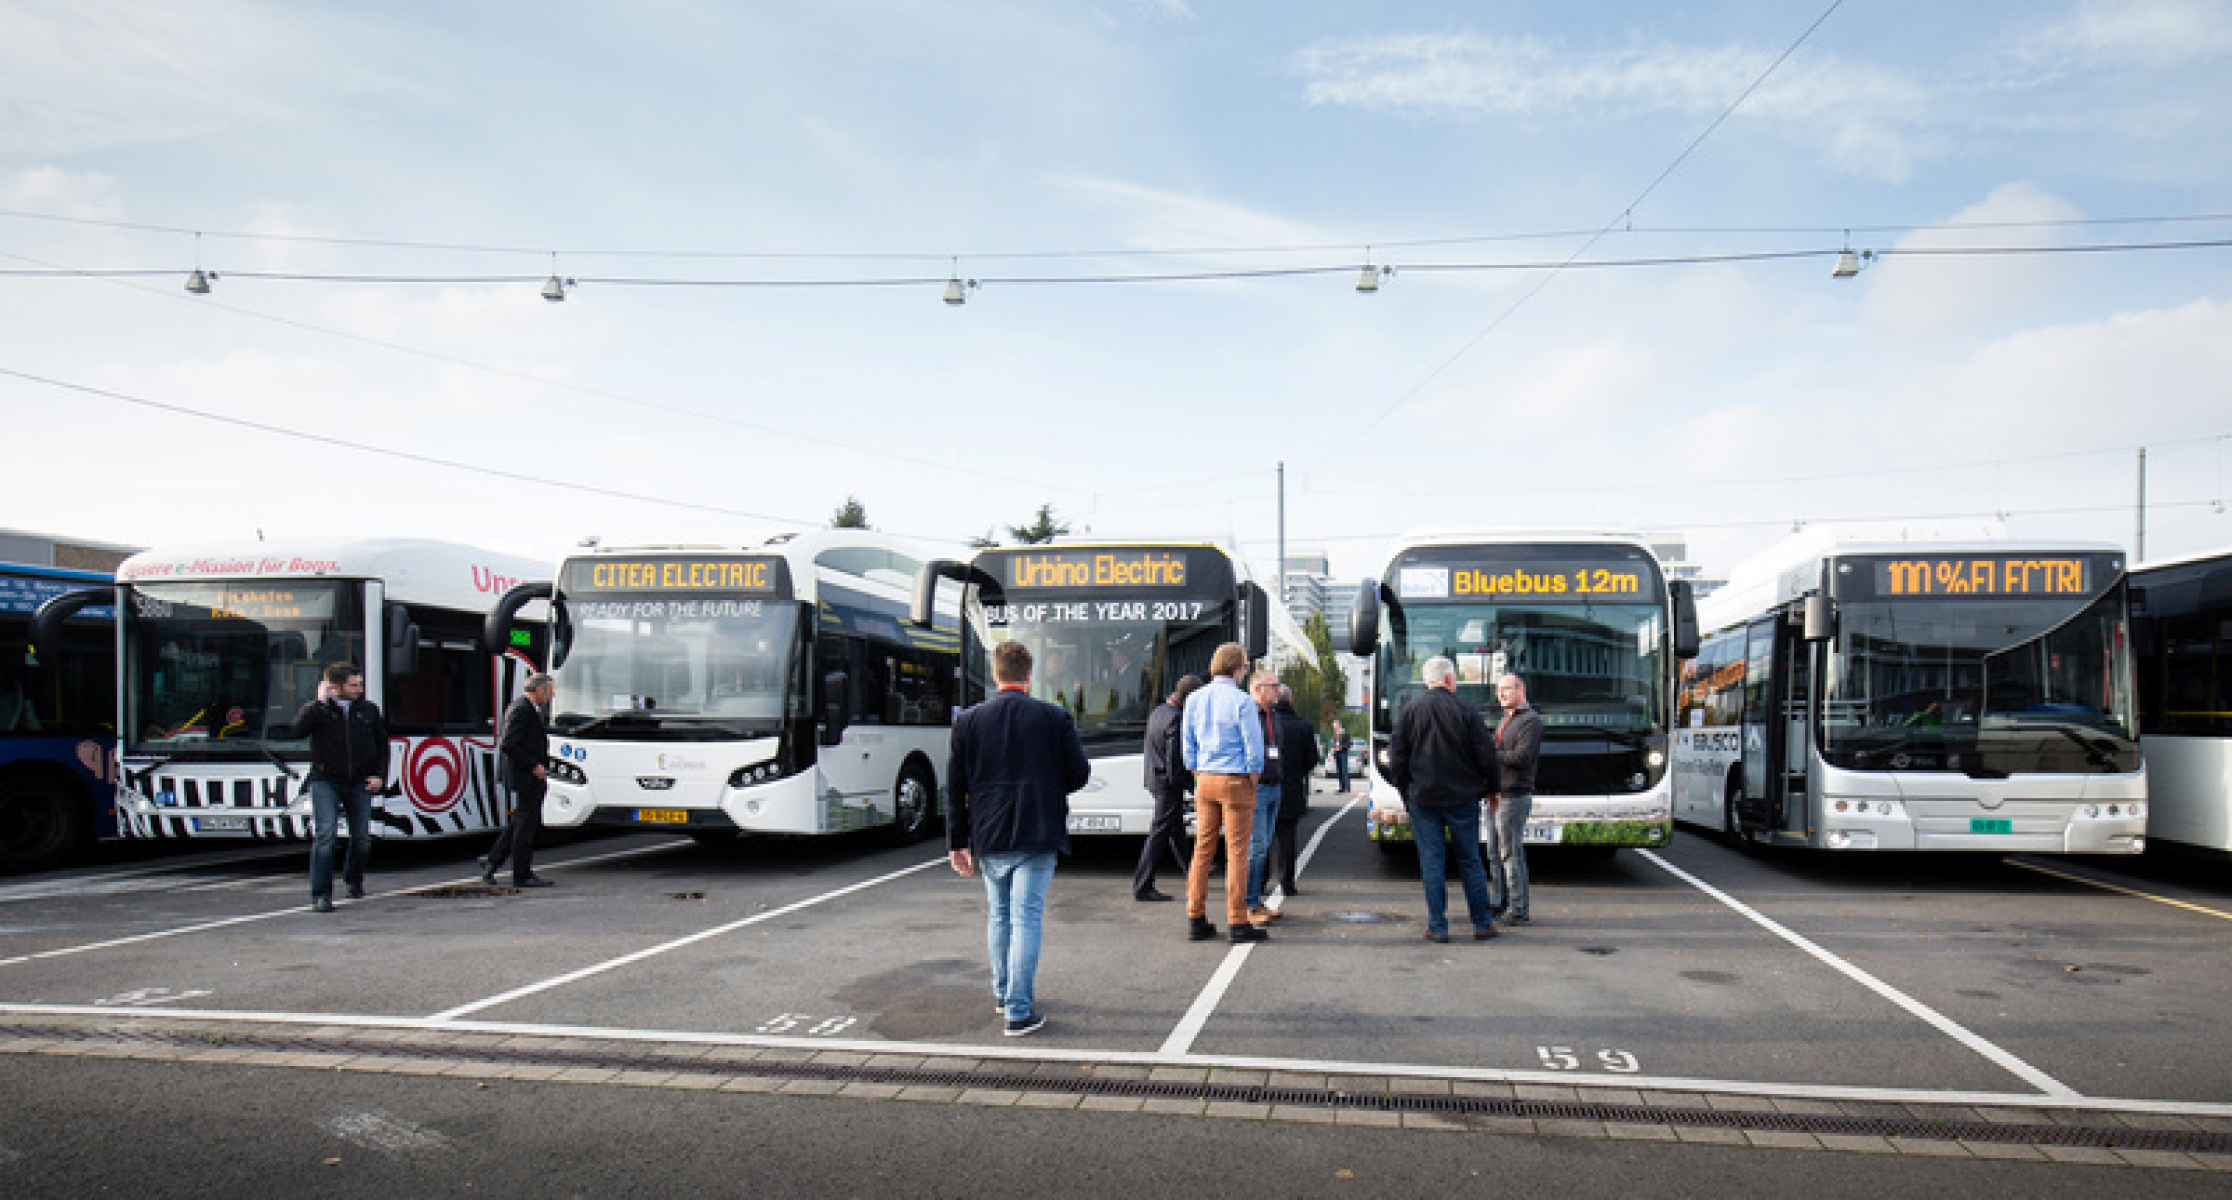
{"left": 1348, "top": 531, "right": 1698, "bottom": 853}
{"left": 487, "top": 530, "right": 967, "bottom": 842}
{"left": 1671, "top": 531, "right": 2145, "bottom": 853}
{"left": 2130, "top": 547, "right": 2232, "bottom": 854}
{"left": 3, "top": 561, "right": 118, "bottom": 871}
{"left": 910, "top": 541, "right": 1310, "bottom": 836}
{"left": 36, "top": 539, "right": 548, "bottom": 843}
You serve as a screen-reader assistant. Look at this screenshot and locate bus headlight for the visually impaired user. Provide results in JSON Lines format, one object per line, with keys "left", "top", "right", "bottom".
{"left": 1628, "top": 773, "right": 1647, "bottom": 791}
{"left": 729, "top": 763, "right": 781, "bottom": 788}
{"left": 548, "top": 760, "right": 586, "bottom": 786}
{"left": 1646, "top": 749, "right": 1665, "bottom": 769}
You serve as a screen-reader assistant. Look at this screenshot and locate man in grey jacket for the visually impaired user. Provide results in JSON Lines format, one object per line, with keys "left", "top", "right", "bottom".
{"left": 1489, "top": 673, "right": 1544, "bottom": 925}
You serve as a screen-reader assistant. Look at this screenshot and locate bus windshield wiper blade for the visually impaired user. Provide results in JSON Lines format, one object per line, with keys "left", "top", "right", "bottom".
{"left": 256, "top": 741, "right": 299, "bottom": 781}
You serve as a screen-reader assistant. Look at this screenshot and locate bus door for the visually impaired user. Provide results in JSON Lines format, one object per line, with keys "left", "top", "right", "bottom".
{"left": 1773, "top": 616, "right": 1813, "bottom": 834}
{"left": 1738, "top": 617, "right": 1778, "bottom": 832}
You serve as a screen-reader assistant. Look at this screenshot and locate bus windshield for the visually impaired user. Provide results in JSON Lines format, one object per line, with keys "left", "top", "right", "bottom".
{"left": 123, "top": 580, "right": 362, "bottom": 752}
{"left": 552, "top": 594, "right": 804, "bottom": 739}
{"left": 1376, "top": 601, "right": 1669, "bottom": 738}
{"left": 1821, "top": 580, "right": 2140, "bottom": 775}
{"left": 988, "top": 605, "right": 1230, "bottom": 744}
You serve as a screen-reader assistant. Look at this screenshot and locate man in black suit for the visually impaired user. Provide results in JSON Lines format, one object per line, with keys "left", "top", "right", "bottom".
{"left": 948, "top": 640, "right": 1091, "bottom": 1037}
{"left": 483, "top": 673, "right": 556, "bottom": 888}
{"left": 1132, "top": 674, "right": 1203, "bottom": 902}
{"left": 1267, "top": 685, "right": 1319, "bottom": 898}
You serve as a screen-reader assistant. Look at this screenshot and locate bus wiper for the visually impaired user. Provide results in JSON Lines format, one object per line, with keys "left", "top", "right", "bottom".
{"left": 256, "top": 741, "right": 300, "bottom": 782}
{"left": 1548, "top": 723, "right": 1646, "bottom": 747}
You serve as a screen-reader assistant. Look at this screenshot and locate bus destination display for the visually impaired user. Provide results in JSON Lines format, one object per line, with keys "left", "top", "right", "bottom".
{"left": 1001, "top": 550, "right": 1188, "bottom": 590}
{"left": 1871, "top": 556, "right": 2092, "bottom": 598}
{"left": 567, "top": 557, "right": 789, "bottom": 595}
{"left": 133, "top": 585, "right": 336, "bottom": 623}
{"left": 1397, "top": 560, "right": 1653, "bottom": 603}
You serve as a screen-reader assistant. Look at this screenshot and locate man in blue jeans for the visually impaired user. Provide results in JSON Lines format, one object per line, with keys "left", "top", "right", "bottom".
{"left": 948, "top": 640, "right": 1091, "bottom": 1037}
{"left": 1387, "top": 656, "right": 1501, "bottom": 943}
{"left": 290, "top": 663, "right": 389, "bottom": 913}
{"left": 1242, "top": 670, "right": 1286, "bottom": 926}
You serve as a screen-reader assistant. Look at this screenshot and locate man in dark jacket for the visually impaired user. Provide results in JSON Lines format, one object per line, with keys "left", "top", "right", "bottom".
{"left": 1132, "top": 674, "right": 1202, "bottom": 903}
{"left": 949, "top": 640, "right": 1092, "bottom": 1037}
{"left": 1489, "top": 673, "right": 1545, "bottom": 924}
{"left": 1267, "top": 687, "right": 1319, "bottom": 898}
{"left": 482, "top": 673, "right": 556, "bottom": 889}
{"left": 1387, "top": 655, "right": 1501, "bottom": 942}
{"left": 291, "top": 663, "right": 390, "bottom": 913}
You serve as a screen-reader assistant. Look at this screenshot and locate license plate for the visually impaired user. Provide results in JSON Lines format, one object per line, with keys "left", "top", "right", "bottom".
{"left": 1970, "top": 818, "right": 2013, "bottom": 834}
{"left": 1067, "top": 815, "right": 1122, "bottom": 833}
{"left": 637, "top": 808, "right": 689, "bottom": 824}
{"left": 193, "top": 816, "right": 250, "bottom": 832}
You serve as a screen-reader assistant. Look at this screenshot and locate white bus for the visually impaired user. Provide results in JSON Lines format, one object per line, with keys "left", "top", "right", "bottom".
{"left": 910, "top": 541, "right": 1310, "bottom": 836}
{"left": 1348, "top": 531, "right": 1698, "bottom": 854}
{"left": 62, "top": 539, "right": 549, "bottom": 842}
{"left": 488, "top": 531, "right": 966, "bottom": 843}
{"left": 2130, "top": 547, "right": 2232, "bottom": 854}
{"left": 1672, "top": 531, "right": 2145, "bottom": 853}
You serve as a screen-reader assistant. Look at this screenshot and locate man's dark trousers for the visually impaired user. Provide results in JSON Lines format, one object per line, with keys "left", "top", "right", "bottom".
{"left": 1132, "top": 785, "right": 1191, "bottom": 896}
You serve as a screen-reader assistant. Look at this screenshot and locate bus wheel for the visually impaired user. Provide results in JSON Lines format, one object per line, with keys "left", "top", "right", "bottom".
{"left": 884, "top": 766, "right": 934, "bottom": 845}
{"left": 0, "top": 776, "right": 89, "bottom": 875}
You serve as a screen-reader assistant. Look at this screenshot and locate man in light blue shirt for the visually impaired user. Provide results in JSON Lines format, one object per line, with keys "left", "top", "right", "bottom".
{"left": 1180, "top": 642, "right": 1267, "bottom": 944}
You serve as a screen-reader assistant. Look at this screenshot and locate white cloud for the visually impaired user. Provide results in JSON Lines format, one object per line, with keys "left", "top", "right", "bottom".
{"left": 2014, "top": 0, "right": 2232, "bottom": 69}
{"left": 1861, "top": 183, "right": 2088, "bottom": 334}
{"left": 1289, "top": 32, "right": 1935, "bottom": 182}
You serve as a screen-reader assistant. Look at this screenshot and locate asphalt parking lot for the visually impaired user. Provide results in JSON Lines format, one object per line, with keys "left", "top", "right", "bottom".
{"left": 3, "top": 777, "right": 2229, "bottom": 1188}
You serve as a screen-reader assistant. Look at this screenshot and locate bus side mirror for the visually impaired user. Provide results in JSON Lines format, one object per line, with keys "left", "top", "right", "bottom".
{"left": 1349, "top": 577, "right": 1381, "bottom": 657}
{"left": 1670, "top": 580, "right": 1699, "bottom": 660}
{"left": 385, "top": 603, "right": 420, "bottom": 678}
{"left": 820, "top": 671, "right": 850, "bottom": 746}
{"left": 1244, "top": 584, "right": 1270, "bottom": 661}
{"left": 1802, "top": 594, "right": 1835, "bottom": 643}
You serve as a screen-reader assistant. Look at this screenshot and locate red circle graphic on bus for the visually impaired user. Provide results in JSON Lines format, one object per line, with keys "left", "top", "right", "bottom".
{"left": 406, "top": 738, "right": 468, "bottom": 814}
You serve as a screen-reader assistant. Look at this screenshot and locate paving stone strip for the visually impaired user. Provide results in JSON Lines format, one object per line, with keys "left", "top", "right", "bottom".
{"left": 5, "top": 1017, "right": 2228, "bottom": 1167}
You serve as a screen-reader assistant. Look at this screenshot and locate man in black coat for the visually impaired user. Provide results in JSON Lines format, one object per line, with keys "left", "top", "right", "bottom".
{"left": 1387, "top": 655, "right": 1501, "bottom": 942}
{"left": 1132, "top": 674, "right": 1203, "bottom": 902}
{"left": 483, "top": 672, "right": 556, "bottom": 888}
{"left": 291, "top": 663, "right": 389, "bottom": 913}
{"left": 949, "top": 640, "right": 1092, "bottom": 1037}
{"left": 1267, "top": 686, "right": 1319, "bottom": 897}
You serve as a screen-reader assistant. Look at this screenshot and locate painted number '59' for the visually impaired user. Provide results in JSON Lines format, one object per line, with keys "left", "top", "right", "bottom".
{"left": 1536, "top": 1045, "right": 1640, "bottom": 1073}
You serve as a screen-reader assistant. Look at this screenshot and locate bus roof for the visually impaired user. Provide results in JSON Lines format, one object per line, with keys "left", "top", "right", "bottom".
{"left": 1704, "top": 525, "right": 2127, "bottom": 629}
{"left": 117, "top": 538, "right": 547, "bottom": 613}
{"left": 564, "top": 528, "right": 949, "bottom": 602}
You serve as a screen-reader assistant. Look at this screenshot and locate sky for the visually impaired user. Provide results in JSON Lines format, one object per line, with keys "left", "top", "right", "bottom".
{"left": 5, "top": 0, "right": 2231, "bottom": 588}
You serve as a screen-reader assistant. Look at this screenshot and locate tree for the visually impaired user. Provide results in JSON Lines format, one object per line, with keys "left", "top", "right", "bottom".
{"left": 830, "top": 496, "right": 870, "bottom": 529}
{"left": 1005, "top": 503, "right": 1070, "bottom": 545}
{"left": 967, "top": 528, "right": 1001, "bottom": 550}
{"left": 1279, "top": 610, "right": 1350, "bottom": 737}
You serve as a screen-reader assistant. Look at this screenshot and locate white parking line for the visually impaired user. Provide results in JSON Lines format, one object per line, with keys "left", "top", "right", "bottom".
{"left": 1159, "top": 796, "right": 1364, "bottom": 1056}
{"left": 0, "top": 839, "right": 692, "bottom": 968}
{"left": 427, "top": 857, "right": 947, "bottom": 1021}
{"left": 1636, "top": 848, "right": 2080, "bottom": 1100}
{"left": 8, "top": 1001, "right": 2226, "bottom": 1119}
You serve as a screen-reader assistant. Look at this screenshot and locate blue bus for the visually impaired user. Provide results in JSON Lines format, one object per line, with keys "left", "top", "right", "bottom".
{"left": 2, "top": 562, "right": 119, "bottom": 872}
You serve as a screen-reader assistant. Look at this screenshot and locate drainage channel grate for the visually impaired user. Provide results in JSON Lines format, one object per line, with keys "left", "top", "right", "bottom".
{"left": 8, "top": 1023, "right": 2225, "bottom": 1154}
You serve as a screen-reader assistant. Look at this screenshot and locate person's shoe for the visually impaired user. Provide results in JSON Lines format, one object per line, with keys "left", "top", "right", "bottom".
{"left": 1230, "top": 924, "right": 1269, "bottom": 944}
{"left": 1247, "top": 906, "right": 1281, "bottom": 924}
{"left": 345, "top": 884, "right": 365, "bottom": 900}
{"left": 1423, "top": 930, "right": 1449, "bottom": 943}
{"left": 1188, "top": 916, "right": 1219, "bottom": 941}
{"left": 480, "top": 870, "right": 498, "bottom": 887}
{"left": 517, "top": 876, "right": 555, "bottom": 888}
{"left": 1473, "top": 926, "right": 1500, "bottom": 940}
{"left": 1135, "top": 887, "right": 1173, "bottom": 902}
{"left": 1280, "top": 884, "right": 1301, "bottom": 897}
{"left": 1003, "top": 1011, "right": 1046, "bottom": 1038}
{"left": 311, "top": 897, "right": 334, "bottom": 913}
